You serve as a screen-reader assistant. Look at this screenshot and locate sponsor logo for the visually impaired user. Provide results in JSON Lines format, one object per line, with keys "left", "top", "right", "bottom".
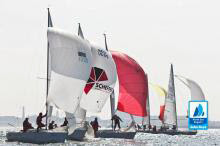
{"left": 78, "top": 51, "right": 88, "bottom": 63}
{"left": 98, "top": 49, "right": 108, "bottom": 59}
{"left": 84, "top": 67, "right": 113, "bottom": 94}
{"left": 188, "top": 100, "right": 208, "bottom": 130}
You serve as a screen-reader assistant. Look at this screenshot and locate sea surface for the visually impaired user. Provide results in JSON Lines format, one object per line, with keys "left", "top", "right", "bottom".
{"left": 0, "top": 127, "right": 220, "bottom": 146}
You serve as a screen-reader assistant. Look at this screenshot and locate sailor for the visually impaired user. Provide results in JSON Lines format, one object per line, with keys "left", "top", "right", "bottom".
{"left": 148, "top": 124, "right": 152, "bottom": 129}
{"left": 111, "top": 114, "right": 123, "bottom": 131}
{"left": 61, "top": 117, "right": 68, "bottom": 127}
{"left": 48, "top": 121, "right": 55, "bottom": 130}
{"left": 91, "top": 117, "right": 101, "bottom": 137}
{"left": 36, "top": 112, "right": 47, "bottom": 132}
{"left": 22, "top": 118, "right": 33, "bottom": 132}
{"left": 136, "top": 124, "right": 142, "bottom": 130}
{"left": 153, "top": 125, "right": 157, "bottom": 132}
{"left": 143, "top": 125, "right": 146, "bottom": 131}
{"left": 172, "top": 125, "right": 177, "bottom": 130}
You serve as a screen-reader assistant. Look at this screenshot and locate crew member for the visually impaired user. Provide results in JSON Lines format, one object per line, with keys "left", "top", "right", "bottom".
{"left": 91, "top": 117, "right": 101, "bottom": 137}
{"left": 36, "top": 112, "right": 47, "bottom": 132}
{"left": 111, "top": 114, "right": 123, "bottom": 131}
{"left": 23, "top": 118, "right": 33, "bottom": 132}
{"left": 61, "top": 117, "right": 68, "bottom": 127}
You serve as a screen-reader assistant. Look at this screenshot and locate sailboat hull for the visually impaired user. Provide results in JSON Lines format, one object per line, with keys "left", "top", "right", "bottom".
{"left": 6, "top": 127, "right": 87, "bottom": 144}
{"left": 96, "top": 130, "right": 136, "bottom": 139}
{"left": 138, "top": 130, "right": 197, "bottom": 135}
{"left": 6, "top": 131, "right": 67, "bottom": 144}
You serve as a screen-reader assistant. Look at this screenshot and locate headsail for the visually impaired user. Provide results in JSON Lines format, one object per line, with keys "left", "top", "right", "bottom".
{"left": 47, "top": 27, "right": 92, "bottom": 113}
{"left": 163, "top": 64, "right": 177, "bottom": 127}
{"left": 111, "top": 51, "right": 148, "bottom": 117}
{"left": 65, "top": 107, "right": 86, "bottom": 134}
{"left": 80, "top": 44, "right": 117, "bottom": 113}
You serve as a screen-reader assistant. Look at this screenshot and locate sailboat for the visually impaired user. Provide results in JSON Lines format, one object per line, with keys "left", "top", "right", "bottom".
{"left": 6, "top": 8, "right": 93, "bottom": 144}
{"left": 153, "top": 64, "right": 197, "bottom": 135}
{"left": 95, "top": 44, "right": 149, "bottom": 138}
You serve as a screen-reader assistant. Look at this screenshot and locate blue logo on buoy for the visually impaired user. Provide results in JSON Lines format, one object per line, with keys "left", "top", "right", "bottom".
{"left": 193, "top": 104, "right": 205, "bottom": 117}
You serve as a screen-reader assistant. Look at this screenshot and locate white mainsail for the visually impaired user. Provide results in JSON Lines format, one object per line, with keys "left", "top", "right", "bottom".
{"left": 163, "top": 64, "right": 177, "bottom": 126}
{"left": 47, "top": 27, "right": 92, "bottom": 113}
{"left": 80, "top": 44, "right": 117, "bottom": 113}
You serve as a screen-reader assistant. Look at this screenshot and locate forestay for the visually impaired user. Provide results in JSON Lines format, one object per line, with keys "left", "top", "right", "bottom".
{"left": 47, "top": 27, "right": 92, "bottom": 113}
{"left": 163, "top": 64, "right": 177, "bottom": 126}
{"left": 80, "top": 44, "right": 117, "bottom": 113}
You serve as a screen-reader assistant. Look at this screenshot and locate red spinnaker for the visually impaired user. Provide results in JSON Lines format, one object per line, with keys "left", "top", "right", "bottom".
{"left": 111, "top": 51, "right": 148, "bottom": 117}
{"left": 159, "top": 105, "right": 165, "bottom": 121}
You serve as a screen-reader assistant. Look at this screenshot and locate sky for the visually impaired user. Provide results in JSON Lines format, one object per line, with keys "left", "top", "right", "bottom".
{"left": 0, "top": 0, "right": 220, "bottom": 121}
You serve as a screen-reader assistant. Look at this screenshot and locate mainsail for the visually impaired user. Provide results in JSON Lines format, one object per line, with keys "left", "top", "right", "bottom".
{"left": 111, "top": 51, "right": 148, "bottom": 117}
{"left": 47, "top": 27, "right": 92, "bottom": 113}
{"left": 80, "top": 44, "right": 117, "bottom": 113}
{"left": 163, "top": 64, "right": 177, "bottom": 127}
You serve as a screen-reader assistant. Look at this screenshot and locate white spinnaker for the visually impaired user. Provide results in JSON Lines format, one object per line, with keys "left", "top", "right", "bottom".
{"left": 47, "top": 27, "right": 92, "bottom": 113}
{"left": 175, "top": 76, "right": 205, "bottom": 101}
{"left": 186, "top": 79, "right": 205, "bottom": 100}
{"left": 80, "top": 44, "right": 117, "bottom": 113}
{"left": 163, "top": 65, "right": 177, "bottom": 126}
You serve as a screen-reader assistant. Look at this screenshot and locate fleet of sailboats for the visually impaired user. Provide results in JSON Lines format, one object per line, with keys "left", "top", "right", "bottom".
{"left": 6, "top": 8, "right": 207, "bottom": 144}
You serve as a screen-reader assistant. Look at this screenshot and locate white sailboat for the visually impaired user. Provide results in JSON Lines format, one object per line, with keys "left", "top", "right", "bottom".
{"left": 6, "top": 8, "right": 93, "bottom": 143}
{"left": 163, "top": 64, "right": 178, "bottom": 129}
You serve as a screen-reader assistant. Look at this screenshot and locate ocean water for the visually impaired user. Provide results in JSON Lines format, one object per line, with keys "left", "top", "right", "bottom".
{"left": 0, "top": 127, "right": 220, "bottom": 146}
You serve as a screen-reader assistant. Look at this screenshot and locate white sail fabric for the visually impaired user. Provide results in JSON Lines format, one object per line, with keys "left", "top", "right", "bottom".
{"left": 65, "top": 107, "right": 86, "bottom": 134}
{"left": 47, "top": 27, "right": 92, "bottom": 113}
{"left": 80, "top": 44, "right": 117, "bottom": 113}
{"left": 185, "top": 79, "right": 205, "bottom": 101}
{"left": 142, "top": 77, "right": 150, "bottom": 125}
{"left": 163, "top": 65, "right": 177, "bottom": 126}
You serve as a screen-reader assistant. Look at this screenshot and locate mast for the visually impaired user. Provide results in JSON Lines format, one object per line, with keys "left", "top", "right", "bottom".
{"left": 103, "top": 33, "right": 114, "bottom": 130}
{"left": 78, "top": 23, "right": 84, "bottom": 39}
{"left": 171, "top": 64, "right": 178, "bottom": 130}
{"left": 46, "top": 8, "right": 53, "bottom": 130}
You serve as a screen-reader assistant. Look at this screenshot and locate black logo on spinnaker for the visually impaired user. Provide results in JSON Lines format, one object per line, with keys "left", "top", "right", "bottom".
{"left": 78, "top": 51, "right": 88, "bottom": 63}
{"left": 84, "top": 67, "right": 113, "bottom": 94}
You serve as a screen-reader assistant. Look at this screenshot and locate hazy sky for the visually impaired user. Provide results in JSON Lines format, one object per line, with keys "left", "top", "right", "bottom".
{"left": 0, "top": 0, "right": 219, "bottom": 121}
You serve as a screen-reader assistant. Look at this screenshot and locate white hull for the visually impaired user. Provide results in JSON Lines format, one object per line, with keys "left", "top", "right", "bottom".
{"left": 6, "top": 128, "right": 87, "bottom": 144}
